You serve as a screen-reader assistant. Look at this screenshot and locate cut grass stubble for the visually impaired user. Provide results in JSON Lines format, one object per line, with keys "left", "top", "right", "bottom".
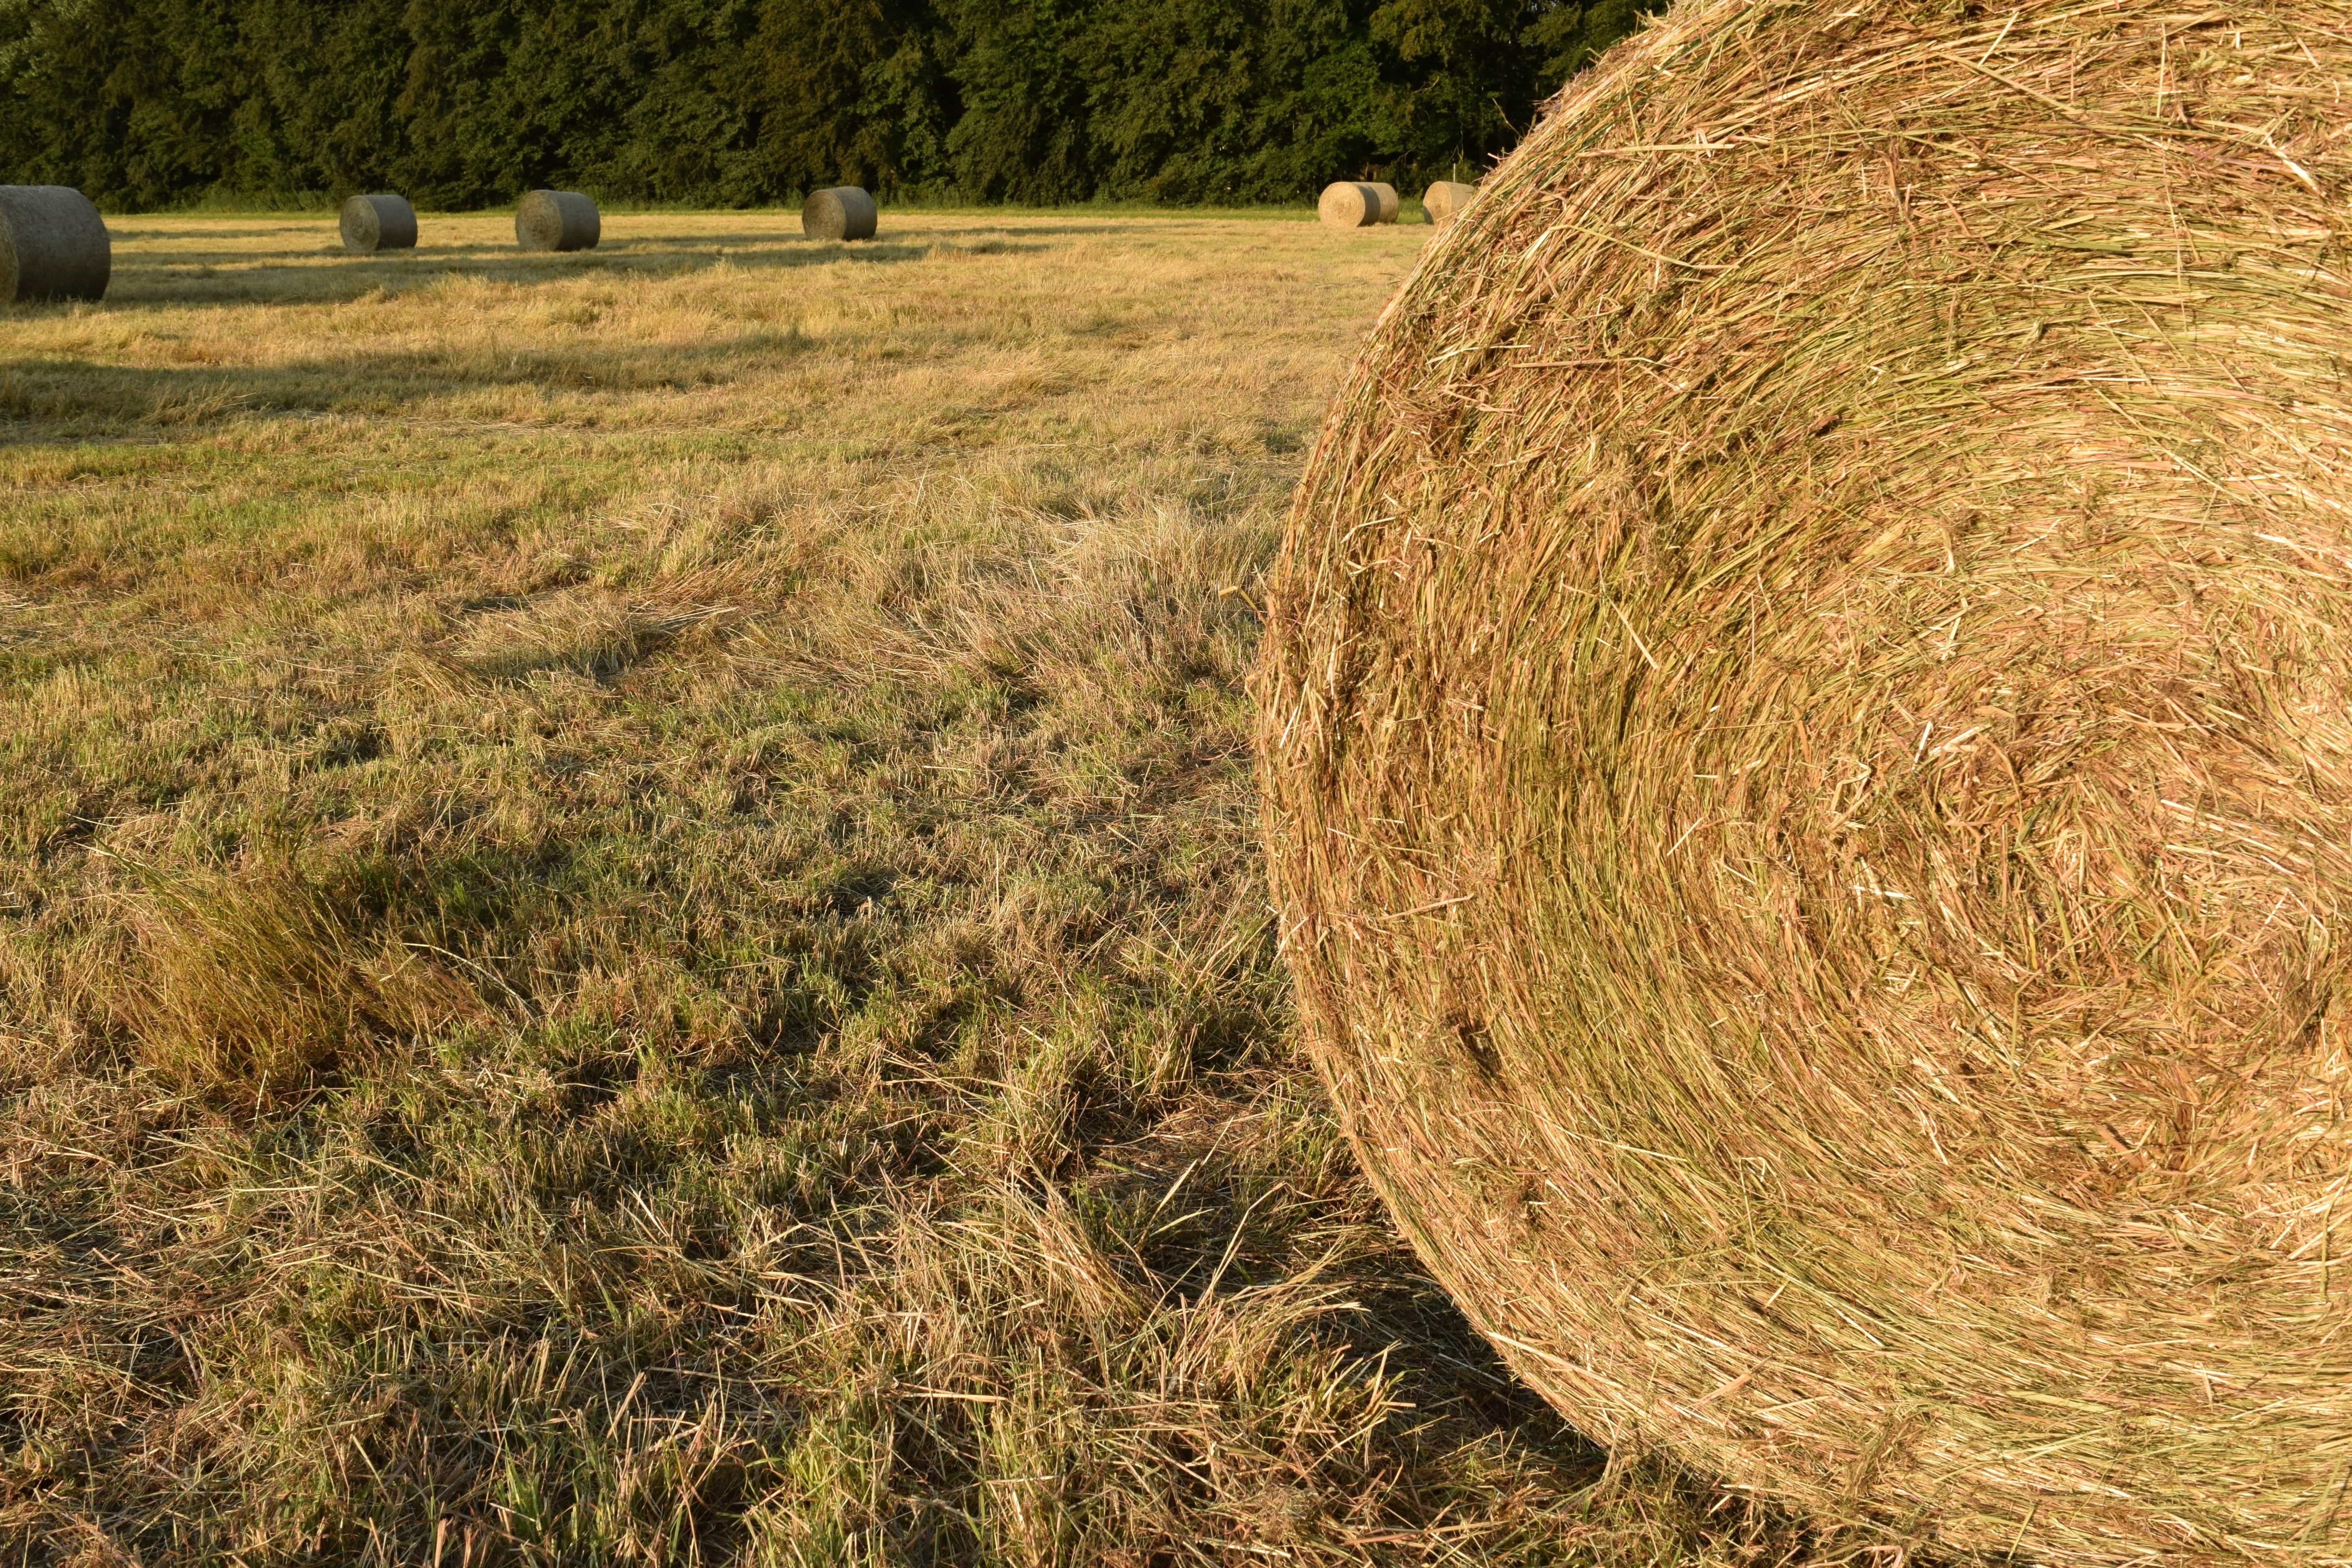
{"left": 4, "top": 211, "right": 1827, "bottom": 1564}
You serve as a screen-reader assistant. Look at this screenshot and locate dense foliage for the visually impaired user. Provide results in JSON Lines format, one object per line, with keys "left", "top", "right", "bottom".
{"left": 0, "top": 0, "right": 1643, "bottom": 210}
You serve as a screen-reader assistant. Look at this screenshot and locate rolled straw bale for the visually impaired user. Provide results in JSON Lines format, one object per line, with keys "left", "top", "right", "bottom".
{"left": 0, "top": 185, "right": 108, "bottom": 303}
{"left": 1420, "top": 180, "right": 1475, "bottom": 226}
{"left": 338, "top": 193, "right": 417, "bottom": 253}
{"left": 1317, "top": 183, "right": 1385, "bottom": 229}
{"left": 801, "top": 186, "right": 877, "bottom": 242}
{"left": 1258, "top": 0, "right": 2352, "bottom": 1560}
{"left": 515, "top": 190, "right": 599, "bottom": 253}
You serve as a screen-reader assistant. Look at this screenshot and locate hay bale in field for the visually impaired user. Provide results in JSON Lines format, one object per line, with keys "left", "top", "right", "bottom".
{"left": 1317, "top": 182, "right": 1396, "bottom": 230}
{"left": 801, "top": 186, "right": 878, "bottom": 242}
{"left": 1257, "top": 0, "right": 2352, "bottom": 1560}
{"left": 0, "top": 185, "right": 109, "bottom": 302}
{"left": 515, "top": 190, "right": 599, "bottom": 252}
{"left": 338, "top": 193, "right": 417, "bottom": 253}
{"left": 1420, "top": 180, "right": 1475, "bottom": 226}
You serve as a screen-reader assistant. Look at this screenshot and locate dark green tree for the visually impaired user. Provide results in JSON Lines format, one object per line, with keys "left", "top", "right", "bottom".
{"left": 939, "top": 0, "right": 1099, "bottom": 203}
{"left": 0, "top": 0, "right": 1646, "bottom": 210}
{"left": 1371, "top": 0, "right": 1529, "bottom": 180}
{"left": 1525, "top": 0, "right": 1648, "bottom": 89}
{"left": 737, "top": 0, "right": 923, "bottom": 196}
{"left": 241, "top": 0, "right": 411, "bottom": 193}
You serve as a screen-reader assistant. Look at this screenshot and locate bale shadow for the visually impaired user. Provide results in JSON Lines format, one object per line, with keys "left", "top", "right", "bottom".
{"left": 89, "top": 237, "right": 938, "bottom": 310}
{"left": 0, "top": 327, "right": 822, "bottom": 440}
{"left": 920, "top": 218, "right": 1306, "bottom": 238}
{"left": 104, "top": 221, "right": 339, "bottom": 243}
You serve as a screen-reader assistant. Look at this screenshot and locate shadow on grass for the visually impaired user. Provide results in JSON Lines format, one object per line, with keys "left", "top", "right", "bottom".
{"left": 0, "top": 327, "right": 827, "bottom": 439}
{"left": 76, "top": 236, "right": 988, "bottom": 312}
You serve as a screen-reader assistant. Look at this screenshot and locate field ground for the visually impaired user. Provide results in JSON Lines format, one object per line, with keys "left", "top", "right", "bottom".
{"left": 3, "top": 213, "right": 1807, "bottom": 1564}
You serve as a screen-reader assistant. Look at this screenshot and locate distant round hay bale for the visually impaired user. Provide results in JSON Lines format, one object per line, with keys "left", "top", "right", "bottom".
{"left": 515, "top": 190, "right": 599, "bottom": 252}
{"left": 1260, "top": 0, "right": 2352, "bottom": 1562}
{"left": 1420, "top": 180, "right": 1475, "bottom": 226}
{"left": 801, "top": 186, "right": 877, "bottom": 242}
{"left": 1317, "top": 183, "right": 1386, "bottom": 230}
{"left": 0, "top": 185, "right": 109, "bottom": 303}
{"left": 338, "top": 193, "right": 417, "bottom": 253}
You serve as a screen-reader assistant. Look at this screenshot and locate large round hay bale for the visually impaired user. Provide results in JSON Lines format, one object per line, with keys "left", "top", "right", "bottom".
{"left": 338, "top": 193, "right": 417, "bottom": 253}
{"left": 0, "top": 186, "right": 108, "bottom": 303}
{"left": 1420, "top": 180, "right": 1475, "bottom": 226}
{"left": 801, "top": 186, "right": 877, "bottom": 242}
{"left": 515, "top": 190, "right": 599, "bottom": 253}
{"left": 1317, "top": 182, "right": 1391, "bottom": 230}
{"left": 1258, "top": 0, "right": 2352, "bottom": 1560}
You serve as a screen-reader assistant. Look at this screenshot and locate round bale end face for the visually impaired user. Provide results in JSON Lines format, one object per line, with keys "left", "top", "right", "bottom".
{"left": 515, "top": 190, "right": 599, "bottom": 252}
{"left": 801, "top": 187, "right": 878, "bottom": 242}
{"left": 1258, "top": 0, "right": 2352, "bottom": 1561}
{"left": 0, "top": 186, "right": 109, "bottom": 303}
{"left": 340, "top": 194, "right": 417, "bottom": 253}
{"left": 1421, "top": 180, "right": 1476, "bottom": 225}
{"left": 1317, "top": 183, "right": 1382, "bottom": 229}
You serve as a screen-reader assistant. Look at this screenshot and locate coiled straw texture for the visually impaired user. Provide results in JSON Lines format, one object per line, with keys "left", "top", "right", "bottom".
{"left": 1319, "top": 182, "right": 1400, "bottom": 229}
{"left": 515, "top": 190, "right": 599, "bottom": 253}
{"left": 0, "top": 185, "right": 109, "bottom": 302}
{"left": 1257, "top": 0, "right": 2352, "bottom": 1560}
{"left": 339, "top": 193, "right": 417, "bottom": 253}
{"left": 1422, "top": 180, "right": 1477, "bottom": 226}
{"left": 802, "top": 186, "right": 878, "bottom": 242}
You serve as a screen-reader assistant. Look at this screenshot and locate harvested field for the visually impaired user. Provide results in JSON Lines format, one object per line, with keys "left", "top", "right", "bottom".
{"left": 0, "top": 210, "right": 1836, "bottom": 1565}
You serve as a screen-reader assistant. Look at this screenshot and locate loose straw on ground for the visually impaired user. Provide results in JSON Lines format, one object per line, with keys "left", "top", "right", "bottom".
{"left": 1258, "top": 0, "right": 2352, "bottom": 1561}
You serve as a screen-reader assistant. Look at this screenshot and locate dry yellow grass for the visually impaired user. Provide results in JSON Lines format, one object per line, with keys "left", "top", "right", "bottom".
{"left": 5, "top": 208, "right": 1835, "bottom": 1563}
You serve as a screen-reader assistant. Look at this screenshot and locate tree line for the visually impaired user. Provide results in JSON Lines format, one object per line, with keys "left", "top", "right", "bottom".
{"left": 0, "top": 0, "right": 1644, "bottom": 211}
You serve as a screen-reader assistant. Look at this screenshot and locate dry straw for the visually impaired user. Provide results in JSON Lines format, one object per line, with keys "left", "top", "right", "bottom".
{"left": 1421, "top": 180, "right": 1475, "bottom": 226}
{"left": 0, "top": 185, "right": 109, "bottom": 302}
{"left": 802, "top": 185, "right": 878, "bottom": 242}
{"left": 1318, "top": 182, "right": 1398, "bottom": 230}
{"left": 516, "top": 189, "right": 599, "bottom": 252}
{"left": 1258, "top": 0, "right": 2352, "bottom": 1560}
{"left": 339, "top": 192, "right": 417, "bottom": 253}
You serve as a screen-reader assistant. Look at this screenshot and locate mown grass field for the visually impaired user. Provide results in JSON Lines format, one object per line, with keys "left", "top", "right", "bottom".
{"left": 2, "top": 211, "right": 1804, "bottom": 1565}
